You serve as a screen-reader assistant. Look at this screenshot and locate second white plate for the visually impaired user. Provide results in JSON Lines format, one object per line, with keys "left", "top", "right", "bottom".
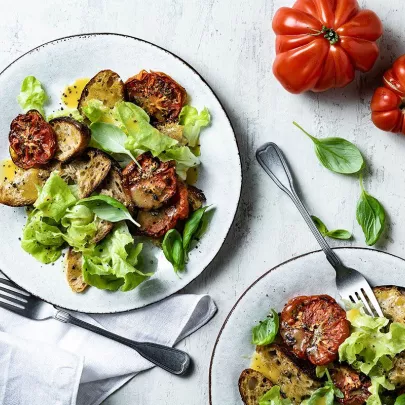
{"left": 209, "top": 247, "right": 405, "bottom": 405}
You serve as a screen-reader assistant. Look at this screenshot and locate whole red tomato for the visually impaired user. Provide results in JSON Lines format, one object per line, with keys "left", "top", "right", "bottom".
{"left": 272, "top": 0, "right": 383, "bottom": 94}
{"left": 371, "top": 55, "right": 405, "bottom": 134}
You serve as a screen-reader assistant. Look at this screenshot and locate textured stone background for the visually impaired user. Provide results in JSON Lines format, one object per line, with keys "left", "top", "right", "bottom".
{"left": 2, "top": 0, "right": 405, "bottom": 403}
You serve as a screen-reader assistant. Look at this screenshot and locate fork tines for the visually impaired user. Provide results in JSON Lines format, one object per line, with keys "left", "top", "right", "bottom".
{"left": 344, "top": 285, "right": 384, "bottom": 318}
{"left": 0, "top": 278, "right": 30, "bottom": 312}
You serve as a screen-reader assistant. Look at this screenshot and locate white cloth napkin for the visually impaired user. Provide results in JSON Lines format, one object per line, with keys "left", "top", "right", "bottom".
{"left": 0, "top": 282, "right": 217, "bottom": 405}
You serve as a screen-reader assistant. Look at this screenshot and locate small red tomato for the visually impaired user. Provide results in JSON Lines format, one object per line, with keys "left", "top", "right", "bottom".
{"left": 9, "top": 110, "right": 56, "bottom": 169}
{"left": 280, "top": 295, "right": 350, "bottom": 366}
{"left": 371, "top": 55, "right": 405, "bottom": 134}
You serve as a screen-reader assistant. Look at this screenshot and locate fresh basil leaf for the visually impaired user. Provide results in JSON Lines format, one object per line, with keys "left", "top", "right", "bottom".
{"left": 395, "top": 394, "right": 405, "bottom": 405}
{"left": 356, "top": 177, "right": 385, "bottom": 246}
{"left": 315, "top": 366, "right": 328, "bottom": 378}
{"left": 78, "top": 195, "right": 140, "bottom": 227}
{"left": 89, "top": 122, "right": 140, "bottom": 168}
{"left": 311, "top": 216, "right": 328, "bottom": 235}
{"left": 311, "top": 215, "right": 352, "bottom": 240}
{"left": 326, "top": 229, "right": 352, "bottom": 240}
{"left": 307, "top": 386, "right": 335, "bottom": 405}
{"left": 183, "top": 206, "right": 208, "bottom": 252}
{"left": 259, "top": 386, "right": 292, "bottom": 405}
{"left": 162, "top": 229, "right": 185, "bottom": 273}
{"left": 252, "top": 309, "right": 279, "bottom": 346}
{"left": 293, "top": 122, "right": 364, "bottom": 174}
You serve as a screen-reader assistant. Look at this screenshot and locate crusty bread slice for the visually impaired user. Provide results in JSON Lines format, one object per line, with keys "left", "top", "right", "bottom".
{"left": 50, "top": 117, "right": 90, "bottom": 162}
{"left": 98, "top": 164, "right": 133, "bottom": 211}
{"left": 0, "top": 161, "right": 50, "bottom": 207}
{"left": 78, "top": 69, "right": 124, "bottom": 114}
{"left": 254, "top": 344, "right": 321, "bottom": 404}
{"left": 374, "top": 286, "right": 405, "bottom": 324}
{"left": 239, "top": 369, "right": 274, "bottom": 405}
{"left": 60, "top": 148, "right": 112, "bottom": 199}
{"left": 65, "top": 248, "right": 87, "bottom": 293}
{"left": 374, "top": 286, "right": 405, "bottom": 390}
{"left": 187, "top": 185, "right": 206, "bottom": 211}
{"left": 92, "top": 220, "right": 114, "bottom": 245}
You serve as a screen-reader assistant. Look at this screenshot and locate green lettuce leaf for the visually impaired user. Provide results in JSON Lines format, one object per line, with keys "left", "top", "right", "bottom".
{"left": 34, "top": 172, "right": 77, "bottom": 222}
{"left": 159, "top": 146, "right": 200, "bottom": 180}
{"left": 179, "top": 105, "right": 210, "bottom": 147}
{"left": 82, "top": 99, "right": 114, "bottom": 123}
{"left": 82, "top": 223, "right": 151, "bottom": 291}
{"left": 47, "top": 107, "right": 83, "bottom": 122}
{"left": 259, "top": 386, "right": 292, "bottom": 405}
{"left": 17, "top": 76, "right": 47, "bottom": 116}
{"left": 21, "top": 212, "right": 64, "bottom": 263}
{"left": 367, "top": 375, "right": 395, "bottom": 405}
{"left": 115, "top": 101, "right": 178, "bottom": 156}
{"left": 339, "top": 306, "right": 405, "bottom": 376}
{"left": 60, "top": 205, "right": 98, "bottom": 250}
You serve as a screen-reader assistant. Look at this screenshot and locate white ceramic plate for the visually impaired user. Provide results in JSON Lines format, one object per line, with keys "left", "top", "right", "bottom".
{"left": 209, "top": 247, "right": 405, "bottom": 405}
{"left": 0, "top": 34, "right": 241, "bottom": 313}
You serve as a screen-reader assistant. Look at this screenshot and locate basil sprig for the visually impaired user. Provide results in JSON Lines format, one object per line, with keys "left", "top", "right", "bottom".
{"left": 293, "top": 122, "right": 364, "bottom": 174}
{"left": 251, "top": 309, "right": 279, "bottom": 346}
{"left": 356, "top": 175, "right": 385, "bottom": 246}
{"left": 90, "top": 122, "right": 141, "bottom": 169}
{"left": 311, "top": 216, "right": 352, "bottom": 240}
{"left": 162, "top": 229, "right": 185, "bottom": 273}
{"left": 78, "top": 195, "right": 140, "bottom": 227}
{"left": 162, "top": 206, "right": 211, "bottom": 273}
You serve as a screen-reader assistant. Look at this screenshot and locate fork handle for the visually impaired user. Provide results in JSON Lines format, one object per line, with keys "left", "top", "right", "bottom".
{"left": 54, "top": 310, "right": 190, "bottom": 375}
{"left": 256, "top": 142, "right": 343, "bottom": 268}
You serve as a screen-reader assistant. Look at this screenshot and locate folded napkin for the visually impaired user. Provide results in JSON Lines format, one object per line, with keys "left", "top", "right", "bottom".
{"left": 0, "top": 279, "right": 217, "bottom": 405}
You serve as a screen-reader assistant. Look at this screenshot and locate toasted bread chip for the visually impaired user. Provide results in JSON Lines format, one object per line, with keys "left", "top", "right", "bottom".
{"left": 187, "top": 185, "right": 206, "bottom": 211}
{"left": 78, "top": 69, "right": 124, "bottom": 114}
{"left": 254, "top": 344, "right": 320, "bottom": 404}
{"left": 374, "top": 286, "right": 405, "bottom": 390}
{"left": 239, "top": 368, "right": 274, "bottom": 405}
{"left": 65, "top": 248, "right": 87, "bottom": 293}
{"left": 99, "top": 163, "right": 133, "bottom": 212}
{"left": 60, "top": 148, "right": 111, "bottom": 199}
{"left": 0, "top": 160, "right": 50, "bottom": 206}
{"left": 50, "top": 117, "right": 90, "bottom": 162}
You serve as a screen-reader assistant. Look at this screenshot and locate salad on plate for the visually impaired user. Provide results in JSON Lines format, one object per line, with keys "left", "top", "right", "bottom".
{"left": 0, "top": 69, "right": 212, "bottom": 293}
{"left": 239, "top": 288, "right": 405, "bottom": 405}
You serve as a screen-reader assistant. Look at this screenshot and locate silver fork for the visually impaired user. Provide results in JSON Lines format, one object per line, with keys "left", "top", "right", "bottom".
{"left": 256, "top": 142, "right": 384, "bottom": 317}
{"left": 0, "top": 277, "right": 191, "bottom": 375}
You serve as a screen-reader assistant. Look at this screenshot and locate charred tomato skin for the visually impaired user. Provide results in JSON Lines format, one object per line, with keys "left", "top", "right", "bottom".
{"left": 280, "top": 295, "right": 350, "bottom": 366}
{"left": 136, "top": 180, "right": 190, "bottom": 238}
{"left": 330, "top": 365, "right": 371, "bottom": 405}
{"left": 9, "top": 110, "right": 57, "bottom": 169}
{"left": 125, "top": 70, "right": 187, "bottom": 124}
{"left": 122, "top": 152, "right": 177, "bottom": 211}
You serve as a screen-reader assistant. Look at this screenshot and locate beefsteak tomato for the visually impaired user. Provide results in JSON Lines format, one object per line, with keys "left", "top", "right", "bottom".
{"left": 272, "top": 0, "right": 383, "bottom": 94}
{"left": 371, "top": 55, "right": 405, "bottom": 134}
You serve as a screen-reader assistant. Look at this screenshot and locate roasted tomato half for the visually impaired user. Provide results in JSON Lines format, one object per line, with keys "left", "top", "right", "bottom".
{"left": 122, "top": 152, "right": 177, "bottom": 211}
{"left": 280, "top": 295, "right": 350, "bottom": 365}
{"left": 331, "top": 365, "right": 371, "bottom": 405}
{"left": 9, "top": 110, "right": 57, "bottom": 169}
{"left": 136, "top": 181, "right": 189, "bottom": 238}
{"left": 125, "top": 70, "right": 187, "bottom": 124}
